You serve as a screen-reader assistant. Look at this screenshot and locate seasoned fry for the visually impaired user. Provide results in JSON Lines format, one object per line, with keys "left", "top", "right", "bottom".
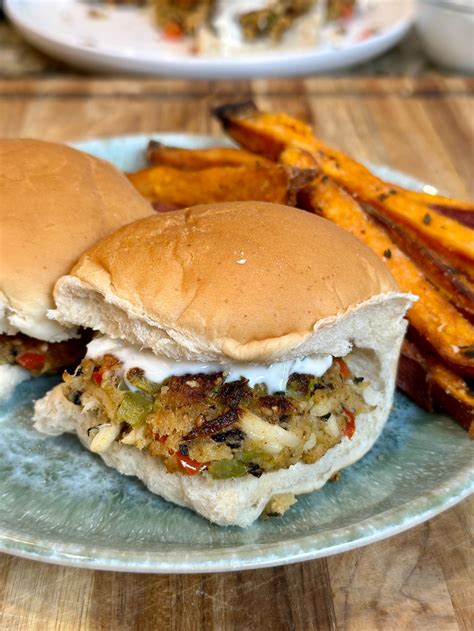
{"left": 361, "top": 204, "right": 474, "bottom": 323}
{"left": 297, "top": 174, "right": 474, "bottom": 378}
{"left": 128, "top": 163, "right": 312, "bottom": 207}
{"left": 279, "top": 146, "right": 318, "bottom": 170}
{"left": 146, "top": 141, "right": 274, "bottom": 170}
{"left": 319, "top": 169, "right": 474, "bottom": 279}
{"left": 427, "top": 355, "right": 474, "bottom": 435}
{"left": 279, "top": 144, "right": 474, "bottom": 228}
{"left": 398, "top": 339, "right": 474, "bottom": 435}
{"left": 215, "top": 101, "right": 312, "bottom": 161}
{"left": 214, "top": 101, "right": 474, "bottom": 278}
{"left": 397, "top": 188, "right": 474, "bottom": 228}
{"left": 394, "top": 187, "right": 474, "bottom": 210}
{"left": 279, "top": 140, "right": 474, "bottom": 322}
{"left": 426, "top": 205, "right": 474, "bottom": 229}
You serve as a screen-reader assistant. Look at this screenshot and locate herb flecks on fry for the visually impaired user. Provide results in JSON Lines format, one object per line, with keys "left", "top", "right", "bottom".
{"left": 298, "top": 175, "right": 474, "bottom": 378}
{"left": 361, "top": 202, "right": 474, "bottom": 323}
{"left": 396, "top": 188, "right": 474, "bottom": 229}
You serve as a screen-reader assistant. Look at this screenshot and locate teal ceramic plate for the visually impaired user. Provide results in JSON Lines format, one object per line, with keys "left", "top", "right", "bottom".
{"left": 0, "top": 134, "right": 472, "bottom": 573}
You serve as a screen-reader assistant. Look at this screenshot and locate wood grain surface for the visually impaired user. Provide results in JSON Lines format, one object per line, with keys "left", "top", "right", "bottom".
{"left": 0, "top": 76, "right": 472, "bottom": 631}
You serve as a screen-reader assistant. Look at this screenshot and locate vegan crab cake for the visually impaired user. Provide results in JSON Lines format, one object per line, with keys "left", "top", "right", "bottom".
{"left": 62, "top": 347, "right": 369, "bottom": 478}
{"left": 34, "top": 201, "right": 413, "bottom": 526}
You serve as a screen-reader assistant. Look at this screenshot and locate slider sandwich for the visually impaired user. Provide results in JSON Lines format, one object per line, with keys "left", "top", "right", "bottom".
{"left": 0, "top": 139, "right": 153, "bottom": 398}
{"left": 34, "top": 201, "right": 414, "bottom": 526}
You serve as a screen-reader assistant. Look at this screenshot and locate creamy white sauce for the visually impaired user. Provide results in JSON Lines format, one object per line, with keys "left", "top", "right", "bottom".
{"left": 0, "top": 364, "right": 30, "bottom": 400}
{"left": 212, "top": 0, "right": 268, "bottom": 50}
{"left": 86, "top": 336, "right": 332, "bottom": 393}
{"left": 200, "top": 0, "right": 325, "bottom": 56}
{"left": 4, "top": 304, "right": 77, "bottom": 343}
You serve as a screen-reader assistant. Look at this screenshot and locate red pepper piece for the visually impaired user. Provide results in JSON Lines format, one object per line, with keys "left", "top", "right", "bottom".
{"left": 154, "top": 433, "right": 169, "bottom": 444}
{"left": 16, "top": 352, "right": 45, "bottom": 371}
{"left": 342, "top": 407, "right": 356, "bottom": 439}
{"left": 92, "top": 370, "right": 103, "bottom": 385}
{"left": 336, "top": 357, "right": 351, "bottom": 379}
{"left": 175, "top": 453, "right": 207, "bottom": 475}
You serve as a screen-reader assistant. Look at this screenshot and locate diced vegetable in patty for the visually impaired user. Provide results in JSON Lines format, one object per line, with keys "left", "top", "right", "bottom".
{"left": 0, "top": 333, "right": 89, "bottom": 376}
{"left": 63, "top": 352, "right": 369, "bottom": 479}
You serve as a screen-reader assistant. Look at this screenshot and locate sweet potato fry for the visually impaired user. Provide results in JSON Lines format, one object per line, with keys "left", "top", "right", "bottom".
{"left": 399, "top": 188, "right": 474, "bottom": 210}
{"left": 398, "top": 339, "right": 474, "bottom": 435}
{"left": 396, "top": 188, "right": 474, "bottom": 228}
{"left": 297, "top": 174, "right": 474, "bottom": 378}
{"left": 427, "top": 205, "right": 474, "bottom": 229}
{"left": 427, "top": 358, "right": 474, "bottom": 435}
{"left": 214, "top": 101, "right": 474, "bottom": 278}
{"left": 146, "top": 141, "right": 274, "bottom": 170}
{"left": 215, "top": 101, "right": 314, "bottom": 160}
{"left": 279, "top": 146, "right": 474, "bottom": 321}
{"left": 361, "top": 204, "right": 474, "bottom": 323}
{"left": 279, "top": 146, "right": 319, "bottom": 170}
{"left": 278, "top": 146, "right": 474, "bottom": 320}
{"left": 127, "top": 163, "right": 313, "bottom": 208}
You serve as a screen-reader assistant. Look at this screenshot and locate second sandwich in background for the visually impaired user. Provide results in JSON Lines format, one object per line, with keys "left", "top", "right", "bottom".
{"left": 34, "top": 201, "right": 414, "bottom": 526}
{"left": 0, "top": 139, "right": 154, "bottom": 398}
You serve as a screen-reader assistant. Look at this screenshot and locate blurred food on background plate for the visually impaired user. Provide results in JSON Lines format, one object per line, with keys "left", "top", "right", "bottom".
{"left": 103, "top": 0, "right": 358, "bottom": 53}
{"left": 5, "top": 0, "right": 411, "bottom": 76}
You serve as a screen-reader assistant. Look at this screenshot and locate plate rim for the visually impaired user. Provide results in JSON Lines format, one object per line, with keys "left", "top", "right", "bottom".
{"left": 4, "top": 0, "right": 415, "bottom": 78}
{"left": 0, "top": 132, "right": 472, "bottom": 573}
{"left": 1, "top": 465, "right": 472, "bottom": 574}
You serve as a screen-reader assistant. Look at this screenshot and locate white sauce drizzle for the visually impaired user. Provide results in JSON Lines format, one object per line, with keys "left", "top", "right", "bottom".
{"left": 86, "top": 336, "right": 333, "bottom": 393}
{"left": 212, "top": 0, "right": 269, "bottom": 50}
{"left": 199, "top": 0, "right": 325, "bottom": 56}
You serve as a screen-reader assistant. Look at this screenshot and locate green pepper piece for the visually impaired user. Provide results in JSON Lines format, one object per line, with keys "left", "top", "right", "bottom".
{"left": 252, "top": 383, "right": 268, "bottom": 397}
{"left": 208, "top": 459, "right": 248, "bottom": 480}
{"left": 240, "top": 450, "right": 262, "bottom": 464}
{"left": 241, "top": 449, "right": 275, "bottom": 468}
{"left": 116, "top": 391, "right": 153, "bottom": 428}
{"left": 286, "top": 373, "right": 319, "bottom": 398}
{"left": 125, "top": 368, "right": 161, "bottom": 394}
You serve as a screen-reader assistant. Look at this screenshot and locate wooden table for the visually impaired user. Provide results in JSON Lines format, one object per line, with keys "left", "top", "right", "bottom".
{"left": 0, "top": 77, "right": 472, "bottom": 631}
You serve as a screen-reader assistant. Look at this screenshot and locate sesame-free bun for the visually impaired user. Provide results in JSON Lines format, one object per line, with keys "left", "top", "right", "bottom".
{"left": 52, "top": 201, "right": 407, "bottom": 362}
{"left": 0, "top": 139, "right": 153, "bottom": 342}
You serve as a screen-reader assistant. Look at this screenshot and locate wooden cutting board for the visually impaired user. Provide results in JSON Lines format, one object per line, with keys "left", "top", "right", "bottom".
{"left": 0, "top": 76, "right": 472, "bottom": 631}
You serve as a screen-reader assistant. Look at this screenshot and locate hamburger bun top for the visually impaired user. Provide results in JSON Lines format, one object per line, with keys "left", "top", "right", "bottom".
{"left": 0, "top": 138, "right": 153, "bottom": 341}
{"left": 53, "top": 201, "right": 403, "bottom": 361}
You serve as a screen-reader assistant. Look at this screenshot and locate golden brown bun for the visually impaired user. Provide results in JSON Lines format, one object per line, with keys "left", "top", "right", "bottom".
{"left": 52, "top": 201, "right": 407, "bottom": 362}
{"left": 0, "top": 139, "right": 154, "bottom": 341}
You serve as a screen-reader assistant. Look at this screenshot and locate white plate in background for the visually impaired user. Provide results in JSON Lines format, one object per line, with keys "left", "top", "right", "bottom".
{"left": 5, "top": 0, "right": 414, "bottom": 78}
